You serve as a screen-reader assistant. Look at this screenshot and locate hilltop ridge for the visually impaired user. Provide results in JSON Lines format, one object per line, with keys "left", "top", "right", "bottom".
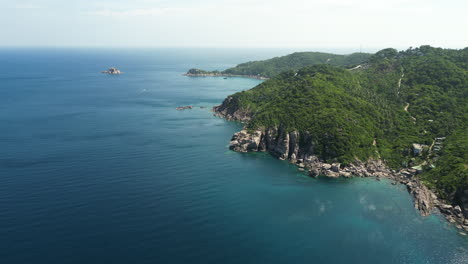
{"left": 185, "top": 51, "right": 371, "bottom": 79}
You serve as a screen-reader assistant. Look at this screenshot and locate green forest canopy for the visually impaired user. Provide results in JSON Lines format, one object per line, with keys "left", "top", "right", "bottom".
{"left": 187, "top": 51, "right": 371, "bottom": 78}
{"left": 220, "top": 46, "right": 467, "bottom": 202}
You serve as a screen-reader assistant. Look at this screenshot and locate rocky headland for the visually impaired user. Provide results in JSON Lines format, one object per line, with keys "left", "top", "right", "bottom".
{"left": 183, "top": 68, "right": 268, "bottom": 80}
{"left": 184, "top": 72, "right": 268, "bottom": 80}
{"left": 213, "top": 100, "right": 468, "bottom": 235}
{"left": 183, "top": 51, "right": 371, "bottom": 80}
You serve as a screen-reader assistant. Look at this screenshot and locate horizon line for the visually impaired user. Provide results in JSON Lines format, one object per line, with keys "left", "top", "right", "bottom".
{"left": 0, "top": 44, "right": 466, "bottom": 51}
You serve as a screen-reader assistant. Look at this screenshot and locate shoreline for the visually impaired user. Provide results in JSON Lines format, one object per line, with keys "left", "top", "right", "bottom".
{"left": 183, "top": 73, "right": 269, "bottom": 80}
{"left": 213, "top": 104, "right": 468, "bottom": 235}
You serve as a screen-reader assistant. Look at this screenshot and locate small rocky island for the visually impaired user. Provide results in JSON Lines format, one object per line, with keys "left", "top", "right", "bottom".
{"left": 176, "top": 106, "right": 193, "bottom": 110}
{"left": 102, "top": 67, "right": 122, "bottom": 75}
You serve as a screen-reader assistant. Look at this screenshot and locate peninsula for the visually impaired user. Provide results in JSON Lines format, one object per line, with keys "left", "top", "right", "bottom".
{"left": 213, "top": 46, "right": 468, "bottom": 233}
{"left": 184, "top": 69, "right": 268, "bottom": 80}
{"left": 184, "top": 51, "right": 371, "bottom": 79}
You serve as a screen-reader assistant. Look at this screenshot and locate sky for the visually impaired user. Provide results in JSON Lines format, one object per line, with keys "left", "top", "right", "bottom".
{"left": 1, "top": 0, "right": 467, "bottom": 50}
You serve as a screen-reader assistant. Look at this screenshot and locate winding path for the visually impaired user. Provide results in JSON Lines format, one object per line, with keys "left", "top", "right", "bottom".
{"left": 404, "top": 102, "right": 417, "bottom": 121}
{"left": 397, "top": 72, "right": 405, "bottom": 95}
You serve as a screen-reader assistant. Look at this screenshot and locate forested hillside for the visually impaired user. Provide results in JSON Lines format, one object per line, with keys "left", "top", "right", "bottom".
{"left": 186, "top": 51, "right": 371, "bottom": 78}
{"left": 216, "top": 46, "right": 467, "bottom": 207}
{"left": 222, "top": 51, "right": 371, "bottom": 77}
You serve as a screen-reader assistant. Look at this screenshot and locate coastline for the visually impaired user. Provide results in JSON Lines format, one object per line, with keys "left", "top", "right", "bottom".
{"left": 213, "top": 103, "right": 468, "bottom": 235}
{"left": 183, "top": 73, "right": 269, "bottom": 80}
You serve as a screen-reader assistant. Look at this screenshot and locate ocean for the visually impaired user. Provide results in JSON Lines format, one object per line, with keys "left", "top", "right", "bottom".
{"left": 0, "top": 48, "right": 466, "bottom": 263}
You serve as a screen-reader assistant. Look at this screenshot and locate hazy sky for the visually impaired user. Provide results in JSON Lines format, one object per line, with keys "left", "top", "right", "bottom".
{"left": 1, "top": 0, "right": 467, "bottom": 50}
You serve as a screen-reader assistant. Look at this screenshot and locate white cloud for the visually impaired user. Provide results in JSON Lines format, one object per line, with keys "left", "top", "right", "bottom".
{"left": 88, "top": 7, "right": 185, "bottom": 17}
{"left": 15, "top": 4, "right": 41, "bottom": 9}
{"left": 3, "top": 0, "right": 467, "bottom": 48}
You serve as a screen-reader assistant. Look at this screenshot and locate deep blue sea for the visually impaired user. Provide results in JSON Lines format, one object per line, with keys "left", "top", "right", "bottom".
{"left": 0, "top": 48, "right": 466, "bottom": 264}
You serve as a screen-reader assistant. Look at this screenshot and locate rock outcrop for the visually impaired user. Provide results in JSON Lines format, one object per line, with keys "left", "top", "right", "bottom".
{"left": 102, "top": 67, "right": 122, "bottom": 74}
{"left": 176, "top": 106, "right": 193, "bottom": 110}
{"left": 229, "top": 129, "right": 263, "bottom": 152}
{"left": 213, "top": 96, "right": 252, "bottom": 122}
{"left": 456, "top": 189, "right": 468, "bottom": 224}
{"left": 405, "top": 180, "right": 434, "bottom": 216}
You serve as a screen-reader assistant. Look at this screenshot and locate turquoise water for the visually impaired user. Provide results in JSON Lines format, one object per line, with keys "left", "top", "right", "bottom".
{"left": 0, "top": 48, "right": 466, "bottom": 263}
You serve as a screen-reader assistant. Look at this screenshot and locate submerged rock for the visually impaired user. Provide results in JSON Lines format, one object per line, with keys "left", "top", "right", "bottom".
{"left": 176, "top": 106, "right": 193, "bottom": 110}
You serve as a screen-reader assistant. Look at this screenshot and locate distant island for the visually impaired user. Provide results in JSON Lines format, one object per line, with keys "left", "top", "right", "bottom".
{"left": 102, "top": 67, "right": 122, "bottom": 75}
{"left": 213, "top": 46, "right": 468, "bottom": 234}
{"left": 184, "top": 51, "right": 371, "bottom": 79}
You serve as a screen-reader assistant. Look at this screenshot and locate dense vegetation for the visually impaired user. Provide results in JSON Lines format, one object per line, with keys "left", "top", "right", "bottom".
{"left": 220, "top": 46, "right": 467, "bottom": 203}
{"left": 187, "top": 51, "right": 371, "bottom": 78}
{"left": 186, "top": 68, "right": 219, "bottom": 75}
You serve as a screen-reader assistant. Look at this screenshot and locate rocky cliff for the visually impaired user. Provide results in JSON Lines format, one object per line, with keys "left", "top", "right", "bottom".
{"left": 213, "top": 96, "right": 253, "bottom": 122}
{"left": 213, "top": 102, "right": 468, "bottom": 234}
